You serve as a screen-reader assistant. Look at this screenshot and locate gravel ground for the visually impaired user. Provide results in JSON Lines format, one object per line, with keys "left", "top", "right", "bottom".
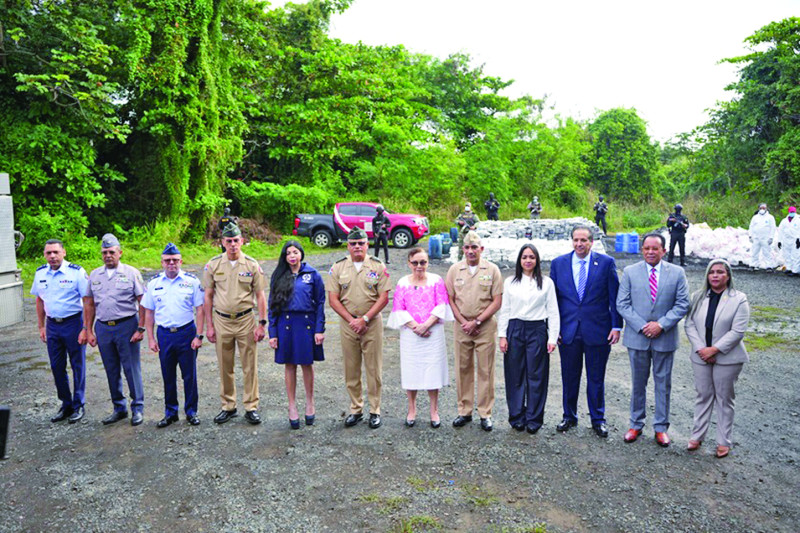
{"left": 1, "top": 241, "right": 799, "bottom": 533}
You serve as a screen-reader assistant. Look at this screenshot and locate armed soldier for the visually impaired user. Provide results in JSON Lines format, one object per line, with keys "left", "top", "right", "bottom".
{"left": 456, "top": 203, "right": 480, "bottom": 261}
{"left": 593, "top": 195, "right": 608, "bottom": 234}
{"left": 666, "top": 204, "right": 690, "bottom": 266}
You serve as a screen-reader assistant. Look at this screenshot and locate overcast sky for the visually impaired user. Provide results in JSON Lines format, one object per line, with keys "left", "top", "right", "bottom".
{"left": 278, "top": 0, "right": 798, "bottom": 141}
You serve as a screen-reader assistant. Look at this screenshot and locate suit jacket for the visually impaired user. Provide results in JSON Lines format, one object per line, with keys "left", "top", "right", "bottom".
{"left": 550, "top": 251, "right": 622, "bottom": 346}
{"left": 616, "top": 260, "right": 690, "bottom": 352}
{"left": 684, "top": 289, "right": 750, "bottom": 365}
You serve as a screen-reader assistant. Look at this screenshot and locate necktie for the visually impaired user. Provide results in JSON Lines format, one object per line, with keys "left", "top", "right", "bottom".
{"left": 649, "top": 267, "right": 658, "bottom": 302}
{"left": 577, "top": 260, "right": 587, "bottom": 301}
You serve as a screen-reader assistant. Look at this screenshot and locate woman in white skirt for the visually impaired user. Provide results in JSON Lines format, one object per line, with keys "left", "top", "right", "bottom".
{"left": 387, "top": 247, "right": 453, "bottom": 428}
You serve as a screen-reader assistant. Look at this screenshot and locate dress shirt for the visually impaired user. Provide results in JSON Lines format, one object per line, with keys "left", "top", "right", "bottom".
{"left": 30, "top": 260, "right": 88, "bottom": 318}
{"left": 141, "top": 270, "right": 204, "bottom": 328}
{"left": 497, "top": 275, "right": 560, "bottom": 344}
{"left": 86, "top": 263, "right": 145, "bottom": 321}
{"left": 571, "top": 252, "right": 591, "bottom": 290}
{"left": 646, "top": 261, "right": 662, "bottom": 289}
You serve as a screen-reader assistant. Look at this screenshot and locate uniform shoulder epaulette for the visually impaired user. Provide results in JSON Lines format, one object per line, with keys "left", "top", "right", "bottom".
{"left": 37, "top": 264, "right": 48, "bottom": 271}
{"left": 209, "top": 254, "right": 223, "bottom": 262}
{"left": 244, "top": 254, "right": 260, "bottom": 264}
{"left": 371, "top": 256, "right": 384, "bottom": 264}
{"left": 184, "top": 272, "right": 198, "bottom": 279}
{"left": 334, "top": 256, "right": 348, "bottom": 264}
{"left": 68, "top": 263, "right": 82, "bottom": 270}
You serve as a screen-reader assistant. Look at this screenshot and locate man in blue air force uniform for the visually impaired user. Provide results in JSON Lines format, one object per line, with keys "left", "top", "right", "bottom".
{"left": 142, "top": 243, "right": 206, "bottom": 427}
{"left": 30, "top": 239, "right": 90, "bottom": 424}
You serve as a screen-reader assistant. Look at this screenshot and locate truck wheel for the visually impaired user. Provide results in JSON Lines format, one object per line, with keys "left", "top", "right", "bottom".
{"left": 392, "top": 228, "right": 413, "bottom": 249}
{"left": 312, "top": 229, "right": 333, "bottom": 248}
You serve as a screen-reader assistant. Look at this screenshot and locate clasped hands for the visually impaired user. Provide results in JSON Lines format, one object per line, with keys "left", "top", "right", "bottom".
{"left": 641, "top": 321, "right": 663, "bottom": 339}
{"left": 348, "top": 317, "right": 369, "bottom": 336}
{"left": 696, "top": 346, "right": 719, "bottom": 364}
{"left": 405, "top": 320, "right": 432, "bottom": 338}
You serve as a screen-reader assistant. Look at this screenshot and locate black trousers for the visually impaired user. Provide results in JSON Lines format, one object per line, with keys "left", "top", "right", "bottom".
{"left": 668, "top": 234, "right": 686, "bottom": 265}
{"left": 595, "top": 213, "right": 607, "bottom": 233}
{"left": 503, "top": 319, "right": 548, "bottom": 429}
{"left": 487, "top": 212, "right": 499, "bottom": 221}
{"left": 374, "top": 233, "right": 389, "bottom": 262}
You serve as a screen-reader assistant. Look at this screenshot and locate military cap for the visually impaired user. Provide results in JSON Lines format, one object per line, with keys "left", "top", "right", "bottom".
{"left": 101, "top": 233, "right": 120, "bottom": 249}
{"left": 162, "top": 242, "right": 181, "bottom": 255}
{"left": 463, "top": 232, "right": 482, "bottom": 245}
{"left": 347, "top": 226, "right": 368, "bottom": 240}
{"left": 221, "top": 222, "right": 242, "bottom": 238}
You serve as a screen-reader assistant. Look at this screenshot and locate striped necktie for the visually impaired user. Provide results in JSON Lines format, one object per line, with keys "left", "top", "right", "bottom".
{"left": 577, "top": 260, "right": 587, "bottom": 301}
{"left": 649, "top": 267, "right": 658, "bottom": 302}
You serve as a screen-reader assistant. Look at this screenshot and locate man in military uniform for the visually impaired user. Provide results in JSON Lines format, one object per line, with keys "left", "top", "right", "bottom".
{"left": 83, "top": 234, "right": 147, "bottom": 426}
{"left": 143, "top": 243, "right": 205, "bottom": 427}
{"left": 372, "top": 204, "right": 391, "bottom": 264}
{"left": 666, "top": 204, "right": 690, "bottom": 266}
{"left": 31, "top": 239, "right": 89, "bottom": 424}
{"left": 527, "top": 196, "right": 542, "bottom": 219}
{"left": 445, "top": 232, "right": 503, "bottom": 432}
{"left": 593, "top": 195, "right": 608, "bottom": 234}
{"left": 456, "top": 203, "right": 480, "bottom": 261}
{"left": 203, "top": 223, "right": 268, "bottom": 425}
{"left": 484, "top": 193, "right": 500, "bottom": 221}
{"left": 326, "top": 227, "right": 391, "bottom": 429}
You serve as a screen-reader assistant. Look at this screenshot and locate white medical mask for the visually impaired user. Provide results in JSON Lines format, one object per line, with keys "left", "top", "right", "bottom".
{"left": 759, "top": 209, "right": 766, "bottom": 215}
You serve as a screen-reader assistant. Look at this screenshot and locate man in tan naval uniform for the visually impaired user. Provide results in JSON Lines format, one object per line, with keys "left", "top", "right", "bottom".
{"left": 203, "top": 223, "right": 268, "bottom": 425}
{"left": 326, "top": 227, "right": 391, "bottom": 429}
{"left": 445, "top": 231, "right": 503, "bottom": 431}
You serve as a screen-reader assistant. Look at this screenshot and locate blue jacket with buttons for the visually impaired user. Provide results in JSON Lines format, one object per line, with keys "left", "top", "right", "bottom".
{"left": 267, "top": 263, "right": 326, "bottom": 338}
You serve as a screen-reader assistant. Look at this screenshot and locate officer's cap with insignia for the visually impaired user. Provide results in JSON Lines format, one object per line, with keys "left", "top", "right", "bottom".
{"left": 463, "top": 231, "right": 482, "bottom": 246}
{"left": 162, "top": 242, "right": 181, "bottom": 255}
{"left": 347, "top": 226, "right": 368, "bottom": 241}
{"left": 101, "top": 233, "right": 121, "bottom": 249}
{"left": 221, "top": 222, "right": 242, "bottom": 238}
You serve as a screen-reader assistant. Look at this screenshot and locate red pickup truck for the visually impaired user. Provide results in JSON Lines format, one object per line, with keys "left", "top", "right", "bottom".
{"left": 293, "top": 202, "right": 430, "bottom": 248}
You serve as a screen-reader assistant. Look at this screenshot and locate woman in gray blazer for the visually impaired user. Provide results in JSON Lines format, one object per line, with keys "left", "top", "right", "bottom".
{"left": 684, "top": 259, "right": 750, "bottom": 458}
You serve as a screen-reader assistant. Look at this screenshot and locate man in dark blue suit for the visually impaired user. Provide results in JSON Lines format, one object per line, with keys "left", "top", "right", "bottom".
{"left": 550, "top": 225, "right": 622, "bottom": 437}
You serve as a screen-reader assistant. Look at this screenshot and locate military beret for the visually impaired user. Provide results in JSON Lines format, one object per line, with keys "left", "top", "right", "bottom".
{"left": 101, "top": 233, "right": 120, "bottom": 249}
{"left": 221, "top": 222, "right": 242, "bottom": 238}
{"left": 347, "top": 226, "right": 368, "bottom": 240}
{"left": 463, "top": 232, "right": 482, "bottom": 245}
{"left": 162, "top": 242, "right": 181, "bottom": 255}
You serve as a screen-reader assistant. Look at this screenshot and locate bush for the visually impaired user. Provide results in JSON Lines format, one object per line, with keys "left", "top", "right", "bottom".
{"left": 229, "top": 181, "right": 334, "bottom": 231}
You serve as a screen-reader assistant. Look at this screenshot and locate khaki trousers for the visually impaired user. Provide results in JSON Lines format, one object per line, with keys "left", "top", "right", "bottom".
{"left": 340, "top": 315, "right": 383, "bottom": 415}
{"left": 454, "top": 319, "right": 497, "bottom": 418}
{"left": 213, "top": 313, "right": 259, "bottom": 411}
{"left": 691, "top": 362, "right": 743, "bottom": 447}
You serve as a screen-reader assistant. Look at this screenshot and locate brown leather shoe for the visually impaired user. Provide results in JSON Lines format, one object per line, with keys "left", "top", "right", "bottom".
{"left": 655, "top": 432, "right": 671, "bottom": 447}
{"left": 715, "top": 445, "right": 730, "bottom": 458}
{"left": 687, "top": 439, "right": 701, "bottom": 451}
{"left": 623, "top": 428, "right": 641, "bottom": 443}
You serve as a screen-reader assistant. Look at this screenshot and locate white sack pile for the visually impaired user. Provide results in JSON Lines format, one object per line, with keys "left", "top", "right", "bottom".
{"left": 658, "top": 222, "right": 780, "bottom": 267}
{"left": 447, "top": 218, "right": 606, "bottom": 263}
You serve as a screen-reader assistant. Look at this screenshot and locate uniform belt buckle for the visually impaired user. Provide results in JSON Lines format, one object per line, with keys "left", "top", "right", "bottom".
{"left": 108, "top": 320, "right": 117, "bottom": 326}
{"left": 169, "top": 327, "right": 178, "bottom": 333}
{"left": 53, "top": 317, "right": 64, "bottom": 323}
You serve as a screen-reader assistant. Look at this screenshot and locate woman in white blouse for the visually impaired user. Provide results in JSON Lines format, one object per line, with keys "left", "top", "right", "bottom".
{"left": 498, "top": 244, "right": 560, "bottom": 434}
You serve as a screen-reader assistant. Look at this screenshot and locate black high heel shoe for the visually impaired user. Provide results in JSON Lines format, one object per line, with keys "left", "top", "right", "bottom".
{"left": 289, "top": 418, "right": 300, "bottom": 430}
{"left": 305, "top": 414, "right": 315, "bottom": 426}
{"left": 430, "top": 419, "right": 441, "bottom": 429}
{"left": 405, "top": 418, "right": 416, "bottom": 427}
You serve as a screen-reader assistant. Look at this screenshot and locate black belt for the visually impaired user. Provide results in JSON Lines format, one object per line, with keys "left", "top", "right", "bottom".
{"left": 98, "top": 314, "right": 137, "bottom": 326}
{"left": 158, "top": 322, "right": 194, "bottom": 333}
{"left": 215, "top": 308, "right": 253, "bottom": 319}
{"left": 47, "top": 312, "right": 81, "bottom": 323}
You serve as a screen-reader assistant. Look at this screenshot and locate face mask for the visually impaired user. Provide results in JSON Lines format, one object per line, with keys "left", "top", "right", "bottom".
{"left": 789, "top": 214, "right": 795, "bottom": 220}
{"left": 759, "top": 209, "right": 766, "bottom": 215}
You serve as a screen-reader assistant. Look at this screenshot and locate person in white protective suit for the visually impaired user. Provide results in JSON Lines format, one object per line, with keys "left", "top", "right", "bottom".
{"left": 777, "top": 207, "right": 797, "bottom": 275}
{"left": 748, "top": 203, "right": 777, "bottom": 270}
{"left": 788, "top": 209, "right": 800, "bottom": 276}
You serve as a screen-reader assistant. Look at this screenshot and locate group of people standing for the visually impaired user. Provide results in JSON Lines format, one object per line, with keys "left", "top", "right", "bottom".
{"left": 32, "top": 221, "right": 751, "bottom": 458}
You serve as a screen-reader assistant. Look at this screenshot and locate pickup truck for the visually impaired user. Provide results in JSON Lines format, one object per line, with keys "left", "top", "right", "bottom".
{"left": 293, "top": 202, "right": 430, "bottom": 248}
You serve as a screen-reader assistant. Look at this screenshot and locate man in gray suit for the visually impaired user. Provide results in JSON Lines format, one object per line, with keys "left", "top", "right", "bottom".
{"left": 616, "top": 233, "right": 690, "bottom": 447}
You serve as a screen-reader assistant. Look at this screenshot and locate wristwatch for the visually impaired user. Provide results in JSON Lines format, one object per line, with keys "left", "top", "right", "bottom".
{"left": 363, "top": 315, "right": 370, "bottom": 323}
{"left": 137, "top": 326, "right": 146, "bottom": 333}
{"left": 196, "top": 334, "right": 204, "bottom": 341}
{"left": 475, "top": 319, "right": 482, "bottom": 326}
{"left": 259, "top": 319, "right": 267, "bottom": 326}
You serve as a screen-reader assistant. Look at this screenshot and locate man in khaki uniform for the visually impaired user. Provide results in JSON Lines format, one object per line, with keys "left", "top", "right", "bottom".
{"left": 445, "top": 231, "right": 503, "bottom": 431}
{"left": 203, "top": 223, "right": 268, "bottom": 425}
{"left": 326, "top": 227, "right": 391, "bottom": 429}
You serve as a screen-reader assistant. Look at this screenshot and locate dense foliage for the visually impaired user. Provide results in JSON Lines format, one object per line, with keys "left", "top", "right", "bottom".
{"left": 1, "top": 2, "right": 798, "bottom": 256}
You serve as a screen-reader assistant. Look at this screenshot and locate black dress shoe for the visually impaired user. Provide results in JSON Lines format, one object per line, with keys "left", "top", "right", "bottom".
{"left": 187, "top": 415, "right": 201, "bottom": 426}
{"left": 480, "top": 417, "right": 493, "bottom": 432}
{"left": 344, "top": 413, "right": 363, "bottom": 427}
{"left": 452, "top": 415, "right": 473, "bottom": 427}
{"left": 244, "top": 410, "right": 262, "bottom": 425}
{"left": 68, "top": 406, "right": 84, "bottom": 424}
{"left": 50, "top": 406, "right": 73, "bottom": 423}
{"left": 593, "top": 423, "right": 609, "bottom": 438}
{"left": 156, "top": 414, "right": 179, "bottom": 428}
{"left": 289, "top": 419, "right": 300, "bottom": 430}
{"left": 511, "top": 423, "right": 525, "bottom": 432}
{"left": 431, "top": 419, "right": 441, "bottom": 429}
{"left": 102, "top": 411, "right": 128, "bottom": 425}
{"left": 305, "top": 414, "right": 315, "bottom": 426}
{"left": 131, "top": 412, "right": 144, "bottom": 426}
{"left": 556, "top": 418, "right": 577, "bottom": 432}
{"left": 214, "top": 409, "right": 238, "bottom": 424}
{"left": 526, "top": 425, "right": 540, "bottom": 435}
{"left": 368, "top": 414, "right": 382, "bottom": 429}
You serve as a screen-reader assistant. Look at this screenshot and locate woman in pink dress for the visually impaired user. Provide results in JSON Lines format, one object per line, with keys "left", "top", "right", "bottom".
{"left": 387, "top": 247, "right": 453, "bottom": 428}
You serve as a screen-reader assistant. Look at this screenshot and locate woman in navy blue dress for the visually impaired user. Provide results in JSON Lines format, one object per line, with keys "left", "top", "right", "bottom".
{"left": 268, "top": 240, "right": 325, "bottom": 429}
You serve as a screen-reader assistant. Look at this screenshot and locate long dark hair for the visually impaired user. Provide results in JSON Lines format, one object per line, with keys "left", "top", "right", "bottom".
{"left": 512, "top": 244, "right": 543, "bottom": 289}
{"left": 270, "top": 240, "right": 305, "bottom": 312}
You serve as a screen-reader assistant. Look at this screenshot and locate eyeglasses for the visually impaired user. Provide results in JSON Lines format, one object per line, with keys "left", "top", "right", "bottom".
{"left": 348, "top": 241, "right": 367, "bottom": 247}
{"left": 409, "top": 260, "right": 428, "bottom": 266}
{"left": 162, "top": 258, "right": 181, "bottom": 264}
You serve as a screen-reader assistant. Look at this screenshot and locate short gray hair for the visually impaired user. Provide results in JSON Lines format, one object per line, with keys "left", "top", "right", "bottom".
{"left": 571, "top": 225, "right": 594, "bottom": 241}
